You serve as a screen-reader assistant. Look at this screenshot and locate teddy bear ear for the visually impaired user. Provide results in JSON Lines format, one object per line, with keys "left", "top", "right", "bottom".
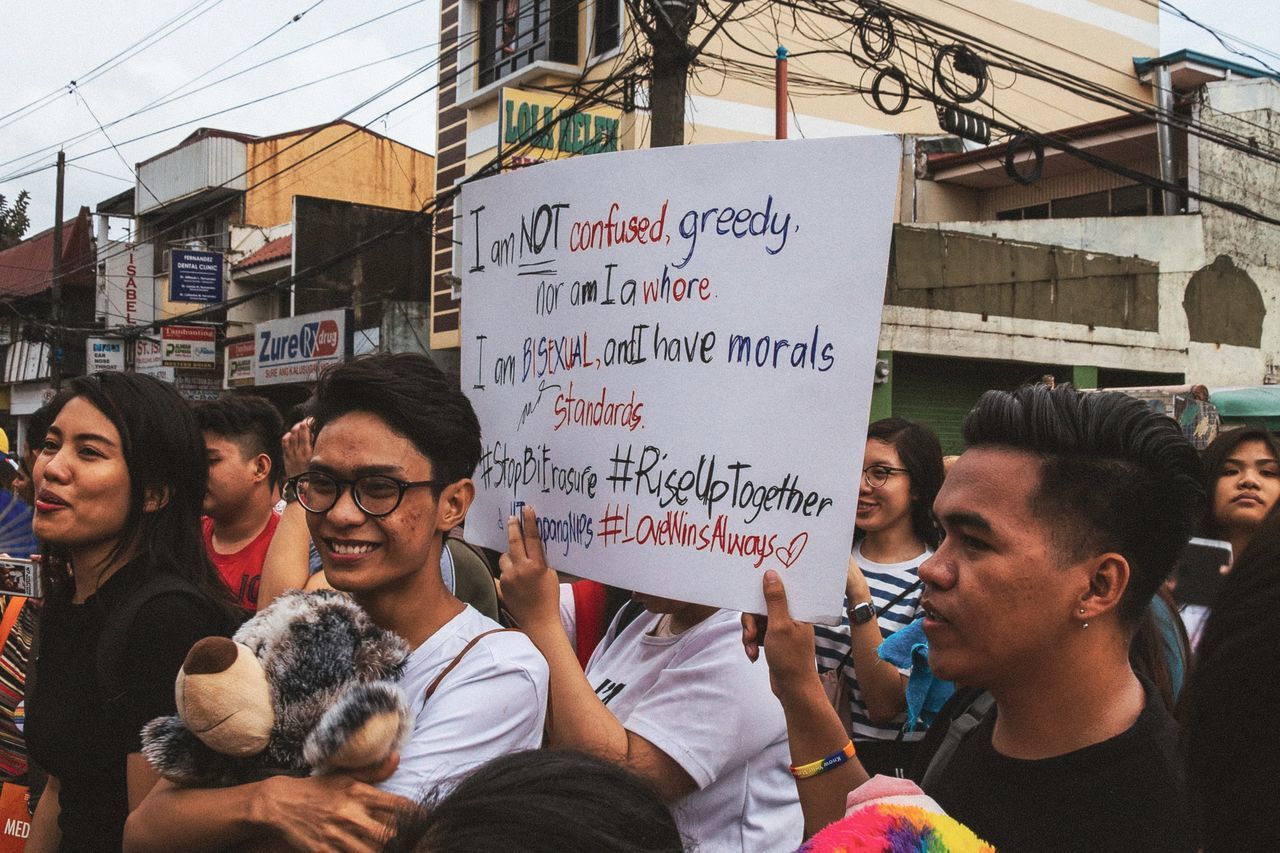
{"left": 350, "top": 618, "right": 412, "bottom": 681}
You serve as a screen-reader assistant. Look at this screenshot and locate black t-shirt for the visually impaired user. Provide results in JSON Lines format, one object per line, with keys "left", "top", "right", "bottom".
{"left": 26, "top": 566, "right": 225, "bottom": 853}
{"left": 911, "top": 679, "right": 1193, "bottom": 853}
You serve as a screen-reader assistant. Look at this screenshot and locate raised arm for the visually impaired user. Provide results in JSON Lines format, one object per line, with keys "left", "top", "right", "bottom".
{"left": 843, "top": 557, "right": 909, "bottom": 724}
{"left": 498, "top": 506, "right": 696, "bottom": 802}
{"left": 259, "top": 419, "right": 315, "bottom": 609}
{"left": 744, "top": 570, "right": 869, "bottom": 836}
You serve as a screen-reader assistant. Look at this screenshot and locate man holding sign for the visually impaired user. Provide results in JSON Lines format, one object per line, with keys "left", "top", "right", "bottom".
{"left": 500, "top": 504, "right": 802, "bottom": 852}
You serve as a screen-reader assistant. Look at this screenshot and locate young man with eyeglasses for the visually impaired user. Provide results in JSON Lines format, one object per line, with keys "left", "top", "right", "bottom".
{"left": 127, "top": 354, "right": 549, "bottom": 853}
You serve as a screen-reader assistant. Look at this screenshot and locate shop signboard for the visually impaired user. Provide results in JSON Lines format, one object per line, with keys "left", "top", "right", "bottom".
{"left": 161, "top": 325, "right": 217, "bottom": 369}
{"left": 169, "top": 249, "right": 224, "bottom": 303}
{"left": 86, "top": 337, "right": 126, "bottom": 374}
{"left": 254, "top": 308, "right": 352, "bottom": 386}
{"left": 224, "top": 339, "right": 256, "bottom": 388}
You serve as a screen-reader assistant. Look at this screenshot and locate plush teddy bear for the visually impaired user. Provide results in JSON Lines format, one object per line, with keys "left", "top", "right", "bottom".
{"left": 141, "top": 589, "right": 412, "bottom": 787}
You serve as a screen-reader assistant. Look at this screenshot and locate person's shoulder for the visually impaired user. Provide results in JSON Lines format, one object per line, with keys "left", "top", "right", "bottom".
{"left": 668, "top": 609, "right": 755, "bottom": 662}
{"left": 129, "top": 588, "right": 229, "bottom": 641}
{"left": 449, "top": 606, "right": 548, "bottom": 677}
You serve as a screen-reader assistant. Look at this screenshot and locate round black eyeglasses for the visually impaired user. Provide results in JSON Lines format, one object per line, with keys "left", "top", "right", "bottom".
{"left": 287, "top": 472, "right": 443, "bottom": 517}
{"left": 862, "top": 464, "right": 910, "bottom": 488}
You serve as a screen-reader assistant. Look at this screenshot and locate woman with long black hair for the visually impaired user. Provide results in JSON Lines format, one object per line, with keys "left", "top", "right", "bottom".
{"left": 25, "top": 372, "right": 238, "bottom": 853}
{"left": 813, "top": 417, "right": 944, "bottom": 777}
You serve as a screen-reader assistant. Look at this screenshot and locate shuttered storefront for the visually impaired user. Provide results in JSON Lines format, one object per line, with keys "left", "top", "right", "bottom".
{"left": 890, "top": 353, "right": 1184, "bottom": 454}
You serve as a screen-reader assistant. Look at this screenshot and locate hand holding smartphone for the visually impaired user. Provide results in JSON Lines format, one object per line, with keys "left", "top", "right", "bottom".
{"left": 0, "top": 557, "right": 41, "bottom": 598}
{"left": 1172, "top": 537, "right": 1232, "bottom": 608}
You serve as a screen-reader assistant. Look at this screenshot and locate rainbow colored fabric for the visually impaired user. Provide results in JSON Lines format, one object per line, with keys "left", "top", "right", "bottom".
{"left": 796, "top": 803, "right": 996, "bottom": 853}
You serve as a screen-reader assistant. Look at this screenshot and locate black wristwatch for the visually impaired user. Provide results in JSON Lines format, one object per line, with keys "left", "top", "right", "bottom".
{"left": 849, "top": 600, "right": 876, "bottom": 625}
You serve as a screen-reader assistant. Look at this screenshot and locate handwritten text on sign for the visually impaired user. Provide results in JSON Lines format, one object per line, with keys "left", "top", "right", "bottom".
{"left": 461, "top": 137, "right": 898, "bottom": 624}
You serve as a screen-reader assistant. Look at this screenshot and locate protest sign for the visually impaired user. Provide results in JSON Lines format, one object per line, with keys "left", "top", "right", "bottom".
{"left": 460, "top": 137, "right": 898, "bottom": 624}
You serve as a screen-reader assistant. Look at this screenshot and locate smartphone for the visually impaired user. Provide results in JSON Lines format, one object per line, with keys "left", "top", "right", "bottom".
{"left": 1172, "top": 537, "right": 1232, "bottom": 608}
{"left": 0, "top": 557, "right": 41, "bottom": 599}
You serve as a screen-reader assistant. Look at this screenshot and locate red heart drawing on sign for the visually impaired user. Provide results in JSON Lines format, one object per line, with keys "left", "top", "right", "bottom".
{"left": 776, "top": 532, "right": 809, "bottom": 569}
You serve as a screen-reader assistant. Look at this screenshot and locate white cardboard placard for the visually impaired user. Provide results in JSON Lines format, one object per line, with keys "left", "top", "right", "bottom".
{"left": 461, "top": 137, "right": 898, "bottom": 624}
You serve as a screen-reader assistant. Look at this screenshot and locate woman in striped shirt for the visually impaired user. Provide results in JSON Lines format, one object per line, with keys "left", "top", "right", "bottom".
{"left": 813, "top": 417, "right": 944, "bottom": 777}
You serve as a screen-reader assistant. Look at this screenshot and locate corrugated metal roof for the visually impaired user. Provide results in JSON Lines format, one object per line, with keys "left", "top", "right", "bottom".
{"left": 0, "top": 206, "right": 95, "bottom": 297}
{"left": 235, "top": 235, "right": 292, "bottom": 270}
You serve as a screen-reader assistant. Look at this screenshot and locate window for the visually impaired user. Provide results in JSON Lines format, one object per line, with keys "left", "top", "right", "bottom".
{"left": 996, "top": 203, "right": 1048, "bottom": 220}
{"left": 1111, "top": 184, "right": 1153, "bottom": 217}
{"left": 996, "top": 185, "right": 1167, "bottom": 221}
{"left": 479, "top": 0, "right": 579, "bottom": 87}
{"left": 1050, "top": 190, "right": 1108, "bottom": 218}
{"left": 593, "top": 0, "right": 621, "bottom": 56}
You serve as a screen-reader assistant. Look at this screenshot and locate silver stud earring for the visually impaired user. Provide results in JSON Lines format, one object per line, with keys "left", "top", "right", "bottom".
{"left": 1079, "top": 607, "right": 1089, "bottom": 629}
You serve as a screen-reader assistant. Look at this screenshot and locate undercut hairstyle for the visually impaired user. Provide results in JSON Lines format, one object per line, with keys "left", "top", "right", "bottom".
{"left": 962, "top": 383, "right": 1204, "bottom": 628}
{"left": 39, "top": 372, "right": 238, "bottom": 613}
{"left": 1198, "top": 426, "right": 1280, "bottom": 537}
{"left": 310, "top": 353, "right": 481, "bottom": 488}
{"left": 1181, "top": 507, "right": 1280, "bottom": 850}
{"left": 194, "top": 396, "right": 285, "bottom": 489}
{"left": 385, "top": 749, "right": 686, "bottom": 853}
{"left": 865, "top": 417, "right": 945, "bottom": 549}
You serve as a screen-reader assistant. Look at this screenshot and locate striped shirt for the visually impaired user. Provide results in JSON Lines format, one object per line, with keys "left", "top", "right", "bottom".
{"left": 813, "top": 543, "right": 930, "bottom": 743}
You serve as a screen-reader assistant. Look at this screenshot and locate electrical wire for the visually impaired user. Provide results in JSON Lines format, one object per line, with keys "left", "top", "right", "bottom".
{"left": 0, "top": 0, "right": 431, "bottom": 178}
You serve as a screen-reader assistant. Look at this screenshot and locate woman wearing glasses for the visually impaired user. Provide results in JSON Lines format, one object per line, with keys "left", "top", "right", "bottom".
{"left": 813, "top": 417, "right": 944, "bottom": 778}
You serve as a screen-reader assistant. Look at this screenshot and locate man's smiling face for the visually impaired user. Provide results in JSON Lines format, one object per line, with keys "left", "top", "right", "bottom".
{"left": 306, "top": 410, "right": 444, "bottom": 596}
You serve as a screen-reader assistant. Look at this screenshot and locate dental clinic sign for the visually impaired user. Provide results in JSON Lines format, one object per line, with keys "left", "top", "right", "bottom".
{"left": 254, "top": 308, "right": 352, "bottom": 386}
{"left": 169, "top": 250, "right": 224, "bottom": 303}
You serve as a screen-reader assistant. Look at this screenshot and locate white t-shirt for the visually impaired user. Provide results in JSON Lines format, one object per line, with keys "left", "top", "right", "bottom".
{"left": 585, "top": 608, "right": 803, "bottom": 853}
{"left": 380, "top": 605, "right": 549, "bottom": 799}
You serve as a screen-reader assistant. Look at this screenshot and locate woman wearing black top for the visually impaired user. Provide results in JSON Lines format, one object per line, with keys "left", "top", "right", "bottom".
{"left": 24, "top": 372, "right": 238, "bottom": 853}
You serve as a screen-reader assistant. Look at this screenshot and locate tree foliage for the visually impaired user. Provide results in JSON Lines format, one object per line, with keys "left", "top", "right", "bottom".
{"left": 0, "top": 191, "right": 31, "bottom": 250}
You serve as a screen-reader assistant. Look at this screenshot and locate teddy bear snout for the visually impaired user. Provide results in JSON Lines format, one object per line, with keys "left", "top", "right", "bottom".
{"left": 175, "top": 638, "right": 276, "bottom": 757}
{"left": 183, "top": 636, "right": 239, "bottom": 675}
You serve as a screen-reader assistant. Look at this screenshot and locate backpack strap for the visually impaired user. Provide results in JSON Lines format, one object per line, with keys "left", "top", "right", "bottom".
{"left": 423, "top": 628, "right": 518, "bottom": 703}
{"left": 94, "top": 574, "right": 213, "bottom": 707}
{"left": 919, "top": 691, "right": 996, "bottom": 792}
{"left": 0, "top": 598, "right": 25, "bottom": 652}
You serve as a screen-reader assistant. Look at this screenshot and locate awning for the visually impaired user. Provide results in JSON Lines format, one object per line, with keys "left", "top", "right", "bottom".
{"left": 1210, "top": 387, "right": 1280, "bottom": 429}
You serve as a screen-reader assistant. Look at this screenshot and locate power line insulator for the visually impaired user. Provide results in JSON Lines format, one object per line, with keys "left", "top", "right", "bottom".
{"left": 871, "top": 67, "right": 909, "bottom": 115}
{"left": 934, "top": 44, "right": 987, "bottom": 104}
{"left": 1003, "top": 132, "right": 1045, "bottom": 185}
{"left": 936, "top": 105, "right": 991, "bottom": 145}
{"left": 858, "top": 8, "right": 896, "bottom": 62}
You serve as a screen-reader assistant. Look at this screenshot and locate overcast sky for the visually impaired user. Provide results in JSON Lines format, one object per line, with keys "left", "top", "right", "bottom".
{"left": 2, "top": 0, "right": 1277, "bottom": 232}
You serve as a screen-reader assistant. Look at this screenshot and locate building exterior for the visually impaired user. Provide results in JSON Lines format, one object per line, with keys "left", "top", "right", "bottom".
{"left": 0, "top": 206, "right": 96, "bottom": 444}
{"left": 884, "top": 60, "right": 1280, "bottom": 447}
{"left": 429, "top": 0, "right": 1162, "bottom": 347}
{"left": 432, "top": 3, "right": 1279, "bottom": 447}
{"left": 95, "top": 120, "right": 435, "bottom": 406}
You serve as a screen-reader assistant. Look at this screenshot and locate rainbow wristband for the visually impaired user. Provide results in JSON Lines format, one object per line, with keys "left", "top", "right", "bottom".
{"left": 790, "top": 740, "right": 856, "bottom": 779}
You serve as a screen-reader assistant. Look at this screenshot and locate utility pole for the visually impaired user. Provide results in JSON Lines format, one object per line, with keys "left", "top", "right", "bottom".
{"left": 647, "top": 0, "right": 695, "bottom": 147}
{"left": 51, "top": 149, "right": 65, "bottom": 390}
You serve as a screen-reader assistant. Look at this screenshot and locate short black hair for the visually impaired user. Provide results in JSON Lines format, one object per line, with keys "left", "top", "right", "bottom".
{"left": 1198, "top": 426, "right": 1280, "bottom": 537}
{"left": 385, "top": 749, "right": 685, "bottom": 853}
{"left": 1182, "top": 506, "right": 1280, "bottom": 849}
{"left": 866, "top": 417, "right": 944, "bottom": 549}
{"left": 310, "top": 353, "right": 481, "bottom": 487}
{"left": 194, "top": 395, "right": 285, "bottom": 489}
{"left": 962, "top": 383, "right": 1204, "bottom": 627}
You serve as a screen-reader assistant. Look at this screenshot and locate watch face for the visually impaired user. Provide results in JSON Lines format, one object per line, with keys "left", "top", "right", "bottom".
{"left": 851, "top": 602, "right": 875, "bottom": 624}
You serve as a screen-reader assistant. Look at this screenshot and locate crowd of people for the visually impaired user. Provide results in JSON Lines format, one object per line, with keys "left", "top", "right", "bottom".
{"left": 0, "top": 354, "right": 1273, "bottom": 852}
